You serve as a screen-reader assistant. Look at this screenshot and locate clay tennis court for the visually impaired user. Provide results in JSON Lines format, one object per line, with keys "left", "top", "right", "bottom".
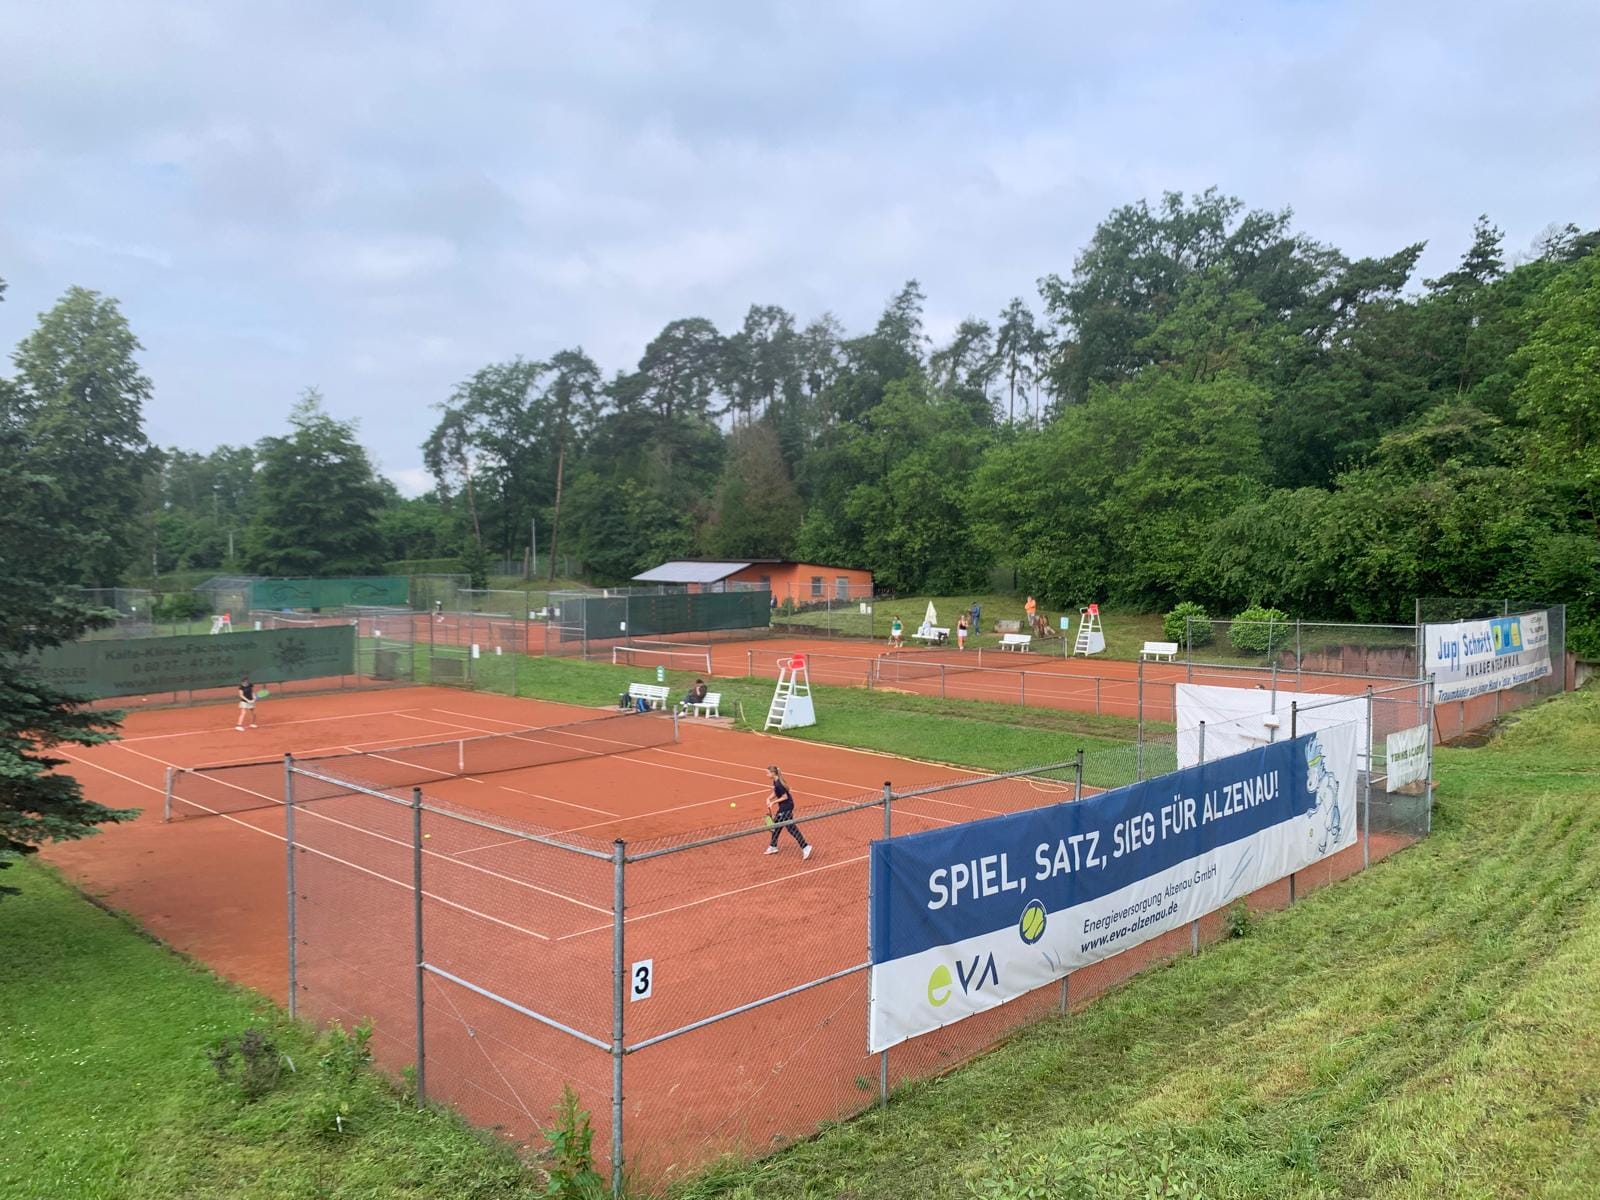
{"left": 45, "top": 683, "right": 1114, "bottom": 1182}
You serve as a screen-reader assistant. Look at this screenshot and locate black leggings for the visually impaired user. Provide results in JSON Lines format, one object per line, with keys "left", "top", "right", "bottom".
{"left": 770, "top": 801, "right": 808, "bottom": 848}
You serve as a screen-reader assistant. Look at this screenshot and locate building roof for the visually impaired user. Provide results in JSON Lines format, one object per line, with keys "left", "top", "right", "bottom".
{"left": 632, "top": 561, "right": 752, "bottom": 584}
{"left": 632, "top": 559, "right": 875, "bottom": 583}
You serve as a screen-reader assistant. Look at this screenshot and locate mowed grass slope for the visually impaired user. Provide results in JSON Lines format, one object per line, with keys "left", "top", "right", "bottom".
{"left": 0, "top": 866, "right": 543, "bottom": 1200}
{"left": 674, "top": 686, "right": 1600, "bottom": 1199}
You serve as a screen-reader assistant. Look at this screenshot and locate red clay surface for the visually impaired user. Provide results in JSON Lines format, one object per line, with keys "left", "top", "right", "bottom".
{"left": 48, "top": 681, "right": 1419, "bottom": 1188}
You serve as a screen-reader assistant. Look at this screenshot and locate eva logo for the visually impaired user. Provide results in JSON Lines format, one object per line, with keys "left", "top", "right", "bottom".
{"left": 927, "top": 953, "right": 1000, "bottom": 1007}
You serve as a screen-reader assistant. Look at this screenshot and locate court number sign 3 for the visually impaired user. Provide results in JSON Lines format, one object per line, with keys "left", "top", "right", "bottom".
{"left": 631, "top": 959, "right": 654, "bottom": 1001}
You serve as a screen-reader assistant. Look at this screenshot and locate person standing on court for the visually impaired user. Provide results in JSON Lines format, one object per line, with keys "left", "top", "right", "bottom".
{"left": 956, "top": 612, "right": 969, "bottom": 650}
{"left": 888, "top": 614, "right": 903, "bottom": 648}
{"left": 235, "top": 676, "right": 258, "bottom": 731}
{"left": 765, "top": 766, "right": 813, "bottom": 859}
{"left": 970, "top": 601, "right": 981, "bottom": 633}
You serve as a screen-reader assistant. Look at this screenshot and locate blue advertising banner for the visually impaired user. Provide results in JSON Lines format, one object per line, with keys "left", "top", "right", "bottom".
{"left": 868, "top": 727, "right": 1359, "bottom": 1052}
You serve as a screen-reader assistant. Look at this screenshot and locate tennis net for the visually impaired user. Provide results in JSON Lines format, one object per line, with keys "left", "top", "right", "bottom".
{"left": 611, "top": 640, "right": 714, "bottom": 674}
{"left": 166, "top": 709, "right": 678, "bottom": 821}
{"left": 873, "top": 649, "right": 988, "bottom": 686}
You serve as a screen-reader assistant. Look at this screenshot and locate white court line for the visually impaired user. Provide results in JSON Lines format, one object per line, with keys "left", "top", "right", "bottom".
{"left": 108, "top": 744, "right": 607, "bottom": 919}
{"left": 115, "top": 704, "right": 475, "bottom": 745}
{"left": 180, "top": 719, "right": 497, "bottom": 771}
{"left": 425, "top": 705, "right": 922, "bottom": 797}
{"left": 558, "top": 784, "right": 773, "bottom": 835}
{"left": 56, "top": 753, "right": 548, "bottom": 940}
{"left": 557, "top": 853, "right": 868, "bottom": 941}
{"left": 352, "top": 750, "right": 619, "bottom": 819}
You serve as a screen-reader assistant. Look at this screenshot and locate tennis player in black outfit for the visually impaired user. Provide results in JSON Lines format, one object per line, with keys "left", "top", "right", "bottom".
{"left": 765, "top": 766, "right": 813, "bottom": 859}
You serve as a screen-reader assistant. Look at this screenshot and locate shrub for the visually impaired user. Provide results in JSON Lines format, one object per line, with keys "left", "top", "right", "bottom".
{"left": 1225, "top": 900, "right": 1254, "bottom": 939}
{"left": 209, "top": 1027, "right": 284, "bottom": 1100}
{"left": 153, "top": 591, "right": 209, "bottom": 621}
{"left": 1228, "top": 604, "right": 1291, "bottom": 654}
{"left": 542, "top": 1085, "right": 605, "bottom": 1198}
{"left": 1162, "top": 601, "right": 1213, "bottom": 647}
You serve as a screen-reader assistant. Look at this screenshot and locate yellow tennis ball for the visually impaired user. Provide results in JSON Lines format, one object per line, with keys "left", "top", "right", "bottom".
{"left": 423, "top": 834, "right": 431, "bottom": 840}
{"left": 729, "top": 802, "right": 737, "bottom": 808}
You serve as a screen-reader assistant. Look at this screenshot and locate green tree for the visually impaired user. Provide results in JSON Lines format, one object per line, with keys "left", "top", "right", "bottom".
{"left": 8, "top": 286, "right": 156, "bottom": 585}
{"left": 707, "top": 422, "right": 804, "bottom": 558}
{"left": 0, "top": 423, "right": 135, "bottom": 897}
{"left": 1513, "top": 251, "right": 1600, "bottom": 522}
{"left": 245, "top": 391, "right": 387, "bottom": 576}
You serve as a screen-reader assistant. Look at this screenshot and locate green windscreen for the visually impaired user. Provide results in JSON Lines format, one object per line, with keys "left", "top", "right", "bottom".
{"left": 32, "top": 625, "right": 358, "bottom": 699}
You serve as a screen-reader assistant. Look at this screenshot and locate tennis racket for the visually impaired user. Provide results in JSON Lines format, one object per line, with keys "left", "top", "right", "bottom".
{"left": 256, "top": 687, "right": 271, "bottom": 699}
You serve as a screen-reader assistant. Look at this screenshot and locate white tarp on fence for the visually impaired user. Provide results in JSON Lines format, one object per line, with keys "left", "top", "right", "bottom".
{"left": 1175, "top": 683, "right": 1368, "bottom": 769}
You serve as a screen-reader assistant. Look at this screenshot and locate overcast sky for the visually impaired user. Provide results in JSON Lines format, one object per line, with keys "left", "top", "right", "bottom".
{"left": 2, "top": 1, "right": 1596, "bottom": 494}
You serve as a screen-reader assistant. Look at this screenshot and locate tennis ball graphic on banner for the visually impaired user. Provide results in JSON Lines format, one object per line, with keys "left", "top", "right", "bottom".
{"left": 1018, "top": 899, "right": 1048, "bottom": 945}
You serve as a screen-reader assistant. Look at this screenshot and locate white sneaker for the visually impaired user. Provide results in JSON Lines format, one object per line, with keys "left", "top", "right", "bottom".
{"left": 235, "top": 726, "right": 243, "bottom": 731}
{"left": 764, "top": 845, "right": 779, "bottom": 855}
{"left": 802, "top": 844, "right": 813, "bottom": 860}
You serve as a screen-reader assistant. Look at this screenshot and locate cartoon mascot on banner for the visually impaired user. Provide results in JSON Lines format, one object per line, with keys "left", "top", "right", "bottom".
{"left": 1303, "top": 735, "right": 1343, "bottom": 856}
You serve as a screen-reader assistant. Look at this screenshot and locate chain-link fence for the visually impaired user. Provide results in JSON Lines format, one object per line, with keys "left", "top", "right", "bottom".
{"left": 256, "top": 698, "right": 1429, "bottom": 1195}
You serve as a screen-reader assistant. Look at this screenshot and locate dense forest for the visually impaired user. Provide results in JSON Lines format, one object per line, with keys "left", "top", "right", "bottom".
{"left": 3, "top": 191, "right": 1596, "bottom": 651}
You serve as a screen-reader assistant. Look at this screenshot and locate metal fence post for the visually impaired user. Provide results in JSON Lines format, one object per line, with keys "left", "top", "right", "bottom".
{"left": 1363, "top": 688, "right": 1374, "bottom": 870}
{"left": 163, "top": 767, "right": 175, "bottom": 822}
{"left": 1136, "top": 657, "right": 1145, "bottom": 781}
{"left": 1060, "top": 970, "right": 1070, "bottom": 1014}
{"left": 1073, "top": 750, "right": 1084, "bottom": 803}
{"left": 412, "top": 787, "right": 427, "bottom": 1108}
{"left": 1095, "top": 676, "right": 1102, "bottom": 716}
{"left": 1197, "top": 721, "right": 1206, "bottom": 765}
{"left": 746, "top": 648, "right": 753, "bottom": 679}
{"left": 1288, "top": 705, "right": 1298, "bottom": 906}
{"left": 940, "top": 664, "right": 946, "bottom": 699}
{"left": 878, "top": 782, "right": 892, "bottom": 1107}
{"left": 1425, "top": 675, "right": 1437, "bottom": 834}
{"left": 284, "top": 754, "right": 297, "bottom": 1021}
{"left": 611, "top": 840, "right": 626, "bottom": 1197}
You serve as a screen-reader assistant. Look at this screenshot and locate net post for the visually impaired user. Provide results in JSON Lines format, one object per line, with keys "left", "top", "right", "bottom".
{"left": 672, "top": 705, "right": 680, "bottom": 742}
{"left": 940, "top": 664, "right": 946, "bottom": 699}
{"left": 1095, "top": 676, "right": 1102, "bottom": 716}
{"left": 284, "top": 754, "right": 297, "bottom": 1021}
{"left": 1020, "top": 669, "right": 1026, "bottom": 708}
{"left": 1073, "top": 750, "right": 1084, "bottom": 803}
{"left": 412, "top": 786, "right": 427, "bottom": 1109}
{"left": 746, "top": 648, "right": 753, "bottom": 679}
{"left": 163, "top": 767, "right": 175, "bottom": 822}
{"left": 458, "top": 739, "right": 465, "bottom": 774}
{"left": 611, "top": 839, "right": 626, "bottom": 1197}
{"left": 878, "top": 782, "right": 891, "bottom": 1106}
{"left": 1364, "top": 687, "right": 1374, "bottom": 870}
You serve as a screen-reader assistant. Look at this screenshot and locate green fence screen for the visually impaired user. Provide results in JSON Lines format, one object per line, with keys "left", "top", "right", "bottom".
{"left": 249, "top": 577, "right": 409, "bottom": 611}
{"left": 556, "top": 590, "right": 770, "bottom": 643}
{"left": 33, "top": 626, "right": 358, "bottom": 700}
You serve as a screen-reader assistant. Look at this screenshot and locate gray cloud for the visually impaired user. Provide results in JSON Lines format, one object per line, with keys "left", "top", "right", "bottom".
{"left": 1, "top": 0, "right": 1596, "bottom": 490}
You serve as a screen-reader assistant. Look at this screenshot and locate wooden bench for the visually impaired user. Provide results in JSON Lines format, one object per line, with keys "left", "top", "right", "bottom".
{"left": 626, "top": 683, "right": 671, "bottom": 710}
{"left": 999, "top": 633, "right": 1033, "bottom": 652}
{"left": 911, "top": 627, "right": 950, "bottom": 645}
{"left": 679, "top": 691, "right": 722, "bottom": 718}
{"left": 1141, "top": 641, "right": 1179, "bottom": 662}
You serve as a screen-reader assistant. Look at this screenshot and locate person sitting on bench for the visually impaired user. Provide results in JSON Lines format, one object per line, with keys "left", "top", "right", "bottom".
{"left": 681, "top": 678, "right": 709, "bottom": 710}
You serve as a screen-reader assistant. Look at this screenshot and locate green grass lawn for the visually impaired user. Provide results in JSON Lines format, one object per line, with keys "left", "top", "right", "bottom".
{"left": 0, "top": 867, "right": 547, "bottom": 1200}
{"left": 672, "top": 685, "right": 1600, "bottom": 1199}
{"left": 773, "top": 593, "right": 1166, "bottom": 658}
